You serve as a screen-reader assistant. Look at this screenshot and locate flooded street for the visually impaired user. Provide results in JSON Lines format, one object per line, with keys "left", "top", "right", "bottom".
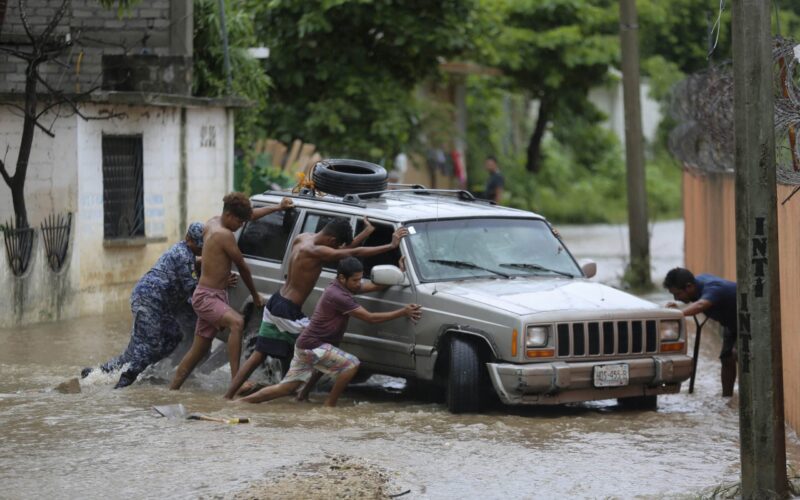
{"left": 0, "top": 220, "right": 786, "bottom": 499}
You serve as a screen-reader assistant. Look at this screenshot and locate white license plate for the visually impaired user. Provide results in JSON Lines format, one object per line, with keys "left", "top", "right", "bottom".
{"left": 593, "top": 363, "right": 629, "bottom": 387}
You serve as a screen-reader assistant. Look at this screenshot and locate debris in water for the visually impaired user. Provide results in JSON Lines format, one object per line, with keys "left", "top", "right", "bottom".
{"left": 55, "top": 377, "right": 81, "bottom": 394}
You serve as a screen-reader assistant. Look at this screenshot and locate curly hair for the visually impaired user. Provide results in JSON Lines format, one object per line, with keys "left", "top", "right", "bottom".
{"left": 222, "top": 192, "right": 253, "bottom": 221}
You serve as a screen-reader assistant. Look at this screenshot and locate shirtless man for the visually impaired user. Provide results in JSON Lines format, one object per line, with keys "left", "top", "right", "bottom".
{"left": 170, "top": 193, "right": 294, "bottom": 390}
{"left": 224, "top": 217, "right": 407, "bottom": 399}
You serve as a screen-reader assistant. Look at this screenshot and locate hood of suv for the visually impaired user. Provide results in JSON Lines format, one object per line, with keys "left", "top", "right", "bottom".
{"left": 429, "top": 279, "right": 658, "bottom": 315}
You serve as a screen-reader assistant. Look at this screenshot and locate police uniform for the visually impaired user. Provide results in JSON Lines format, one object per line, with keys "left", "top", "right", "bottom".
{"left": 88, "top": 224, "right": 203, "bottom": 388}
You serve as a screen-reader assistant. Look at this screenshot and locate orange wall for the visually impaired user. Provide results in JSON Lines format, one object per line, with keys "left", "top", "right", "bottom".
{"left": 683, "top": 170, "right": 800, "bottom": 431}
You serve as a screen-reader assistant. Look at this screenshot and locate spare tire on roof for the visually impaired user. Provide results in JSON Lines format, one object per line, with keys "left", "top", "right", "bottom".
{"left": 312, "top": 159, "right": 388, "bottom": 197}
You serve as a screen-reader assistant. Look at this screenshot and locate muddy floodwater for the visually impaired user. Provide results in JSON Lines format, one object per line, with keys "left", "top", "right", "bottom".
{"left": 0, "top": 220, "right": 795, "bottom": 499}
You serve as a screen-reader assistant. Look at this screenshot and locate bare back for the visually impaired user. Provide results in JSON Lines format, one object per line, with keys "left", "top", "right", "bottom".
{"left": 280, "top": 233, "right": 326, "bottom": 306}
{"left": 198, "top": 216, "right": 236, "bottom": 289}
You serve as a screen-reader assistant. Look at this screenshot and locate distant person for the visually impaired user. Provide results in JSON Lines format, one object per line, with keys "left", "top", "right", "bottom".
{"left": 663, "top": 267, "right": 737, "bottom": 397}
{"left": 170, "top": 193, "right": 294, "bottom": 390}
{"left": 236, "top": 257, "right": 422, "bottom": 407}
{"left": 224, "top": 218, "right": 408, "bottom": 399}
{"left": 483, "top": 155, "right": 505, "bottom": 204}
{"left": 81, "top": 223, "right": 205, "bottom": 388}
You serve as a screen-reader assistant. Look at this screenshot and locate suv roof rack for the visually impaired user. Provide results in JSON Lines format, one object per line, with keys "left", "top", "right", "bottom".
{"left": 259, "top": 190, "right": 367, "bottom": 208}
{"left": 342, "top": 188, "right": 496, "bottom": 205}
{"left": 259, "top": 186, "right": 496, "bottom": 207}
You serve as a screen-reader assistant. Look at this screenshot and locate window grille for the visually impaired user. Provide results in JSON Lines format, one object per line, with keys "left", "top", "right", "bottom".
{"left": 102, "top": 135, "right": 144, "bottom": 239}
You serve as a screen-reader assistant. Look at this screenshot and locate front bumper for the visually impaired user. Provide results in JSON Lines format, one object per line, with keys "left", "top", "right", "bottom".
{"left": 486, "top": 355, "right": 693, "bottom": 405}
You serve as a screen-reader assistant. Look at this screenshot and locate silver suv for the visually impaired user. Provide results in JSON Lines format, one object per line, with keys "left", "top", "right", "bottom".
{"left": 229, "top": 188, "right": 692, "bottom": 413}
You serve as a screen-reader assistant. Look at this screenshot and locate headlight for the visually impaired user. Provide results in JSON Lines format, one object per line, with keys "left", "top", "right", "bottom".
{"left": 526, "top": 325, "right": 551, "bottom": 347}
{"left": 659, "top": 320, "right": 681, "bottom": 341}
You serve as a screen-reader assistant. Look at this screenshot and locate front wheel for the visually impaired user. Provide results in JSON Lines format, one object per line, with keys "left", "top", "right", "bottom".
{"left": 447, "top": 337, "right": 484, "bottom": 413}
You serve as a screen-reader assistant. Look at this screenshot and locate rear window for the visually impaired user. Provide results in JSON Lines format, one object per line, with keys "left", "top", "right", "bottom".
{"left": 238, "top": 206, "right": 299, "bottom": 261}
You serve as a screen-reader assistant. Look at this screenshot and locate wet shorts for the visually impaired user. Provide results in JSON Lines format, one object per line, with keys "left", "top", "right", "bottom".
{"left": 192, "top": 284, "right": 230, "bottom": 339}
{"left": 255, "top": 293, "right": 308, "bottom": 358}
{"left": 720, "top": 327, "right": 737, "bottom": 360}
{"left": 281, "top": 343, "right": 360, "bottom": 384}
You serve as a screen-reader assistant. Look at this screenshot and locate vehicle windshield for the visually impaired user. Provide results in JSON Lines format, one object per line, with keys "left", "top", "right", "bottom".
{"left": 406, "top": 218, "right": 582, "bottom": 282}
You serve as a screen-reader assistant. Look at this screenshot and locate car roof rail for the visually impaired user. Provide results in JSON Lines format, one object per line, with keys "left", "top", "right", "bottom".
{"left": 259, "top": 190, "right": 366, "bottom": 208}
{"left": 342, "top": 188, "right": 495, "bottom": 205}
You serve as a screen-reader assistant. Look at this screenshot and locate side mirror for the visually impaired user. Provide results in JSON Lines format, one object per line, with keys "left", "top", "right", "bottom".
{"left": 371, "top": 265, "right": 410, "bottom": 286}
{"left": 580, "top": 260, "right": 597, "bottom": 279}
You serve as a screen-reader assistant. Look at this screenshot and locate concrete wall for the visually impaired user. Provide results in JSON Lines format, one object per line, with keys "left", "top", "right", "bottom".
{"left": 682, "top": 170, "right": 800, "bottom": 433}
{"left": 589, "top": 76, "right": 662, "bottom": 146}
{"left": 0, "top": 103, "right": 233, "bottom": 327}
{"left": 0, "top": 0, "right": 190, "bottom": 93}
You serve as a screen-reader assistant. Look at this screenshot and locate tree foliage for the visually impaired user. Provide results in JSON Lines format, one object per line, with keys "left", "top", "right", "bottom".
{"left": 481, "top": 0, "right": 619, "bottom": 173}
{"left": 192, "top": 0, "right": 270, "bottom": 193}
{"left": 254, "top": 0, "right": 480, "bottom": 161}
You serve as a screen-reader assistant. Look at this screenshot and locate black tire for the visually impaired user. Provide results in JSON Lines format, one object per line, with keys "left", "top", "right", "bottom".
{"left": 447, "top": 337, "right": 484, "bottom": 413}
{"left": 312, "top": 159, "right": 388, "bottom": 196}
{"left": 617, "top": 395, "right": 658, "bottom": 410}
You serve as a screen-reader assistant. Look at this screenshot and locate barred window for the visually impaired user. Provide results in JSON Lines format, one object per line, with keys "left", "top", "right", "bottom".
{"left": 102, "top": 135, "right": 145, "bottom": 240}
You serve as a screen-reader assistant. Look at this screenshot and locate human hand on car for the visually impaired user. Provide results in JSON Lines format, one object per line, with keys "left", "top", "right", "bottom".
{"left": 280, "top": 197, "right": 295, "bottom": 210}
{"left": 227, "top": 273, "right": 239, "bottom": 288}
{"left": 397, "top": 256, "right": 407, "bottom": 272}
{"left": 404, "top": 304, "right": 422, "bottom": 322}
{"left": 391, "top": 227, "right": 409, "bottom": 247}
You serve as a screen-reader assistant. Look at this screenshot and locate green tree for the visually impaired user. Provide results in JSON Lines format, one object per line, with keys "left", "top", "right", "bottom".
{"left": 482, "top": 0, "right": 619, "bottom": 173}
{"left": 193, "top": 0, "right": 270, "bottom": 193}
{"left": 254, "top": 0, "right": 480, "bottom": 161}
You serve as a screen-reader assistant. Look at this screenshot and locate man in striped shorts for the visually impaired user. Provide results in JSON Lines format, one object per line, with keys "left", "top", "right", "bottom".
{"left": 236, "top": 257, "right": 421, "bottom": 407}
{"left": 224, "top": 218, "right": 407, "bottom": 399}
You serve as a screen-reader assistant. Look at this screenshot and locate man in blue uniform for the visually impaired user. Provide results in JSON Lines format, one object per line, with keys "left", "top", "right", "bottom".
{"left": 663, "top": 267, "right": 738, "bottom": 397}
{"left": 82, "top": 222, "right": 206, "bottom": 388}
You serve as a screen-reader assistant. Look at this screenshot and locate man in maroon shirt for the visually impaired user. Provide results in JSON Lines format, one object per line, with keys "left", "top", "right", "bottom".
{"left": 237, "top": 257, "right": 422, "bottom": 407}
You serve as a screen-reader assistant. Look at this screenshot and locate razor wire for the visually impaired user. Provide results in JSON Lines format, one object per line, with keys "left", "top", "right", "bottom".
{"left": 669, "top": 36, "right": 800, "bottom": 184}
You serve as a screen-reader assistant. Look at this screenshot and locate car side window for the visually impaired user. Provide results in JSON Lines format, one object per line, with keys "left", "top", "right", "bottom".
{"left": 353, "top": 219, "right": 401, "bottom": 276}
{"left": 301, "top": 212, "right": 352, "bottom": 272}
{"left": 238, "top": 205, "right": 299, "bottom": 261}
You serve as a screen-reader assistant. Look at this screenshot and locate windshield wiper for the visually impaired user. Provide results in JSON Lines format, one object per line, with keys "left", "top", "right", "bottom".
{"left": 499, "top": 262, "right": 575, "bottom": 278}
{"left": 428, "top": 259, "right": 510, "bottom": 278}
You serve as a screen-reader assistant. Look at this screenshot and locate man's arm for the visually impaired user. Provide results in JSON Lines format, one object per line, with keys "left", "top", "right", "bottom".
{"left": 667, "top": 299, "right": 713, "bottom": 317}
{"left": 250, "top": 197, "right": 294, "bottom": 221}
{"left": 347, "top": 217, "right": 375, "bottom": 249}
{"left": 357, "top": 281, "right": 389, "bottom": 294}
{"left": 311, "top": 227, "right": 409, "bottom": 261}
{"left": 348, "top": 304, "right": 422, "bottom": 324}
{"left": 493, "top": 187, "right": 503, "bottom": 204}
{"left": 223, "top": 234, "right": 264, "bottom": 308}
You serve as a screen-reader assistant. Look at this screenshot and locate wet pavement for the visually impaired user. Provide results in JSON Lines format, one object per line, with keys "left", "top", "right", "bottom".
{"left": 0, "top": 219, "right": 791, "bottom": 499}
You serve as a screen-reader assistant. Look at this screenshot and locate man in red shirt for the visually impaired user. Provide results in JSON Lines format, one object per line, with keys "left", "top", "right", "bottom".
{"left": 237, "top": 257, "right": 421, "bottom": 407}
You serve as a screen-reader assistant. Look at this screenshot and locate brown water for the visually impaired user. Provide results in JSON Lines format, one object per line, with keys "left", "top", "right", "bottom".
{"left": 0, "top": 220, "right": 777, "bottom": 499}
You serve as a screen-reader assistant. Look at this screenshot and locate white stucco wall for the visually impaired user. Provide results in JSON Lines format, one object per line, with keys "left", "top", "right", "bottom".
{"left": 589, "top": 77, "right": 663, "bottom": 146}
{"left": 0, "top": 102, "right": 233, "bottom": 327}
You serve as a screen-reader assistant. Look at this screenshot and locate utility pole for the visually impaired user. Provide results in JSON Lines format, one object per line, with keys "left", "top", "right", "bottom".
{"left": 618, "top": 0, "right": 651, "bottom": 290}
{"left": 732, "top": 0, "right": 787, "bottom": 498}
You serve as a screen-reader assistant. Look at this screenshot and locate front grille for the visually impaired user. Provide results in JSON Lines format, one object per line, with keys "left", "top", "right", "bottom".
{"left": 556, "top": 320, "right": 658, "bottom": 357}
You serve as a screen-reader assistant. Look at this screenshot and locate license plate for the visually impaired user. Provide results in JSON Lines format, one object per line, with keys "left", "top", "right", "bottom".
{"left": 593, "top": 363, "right": 629, "bottom": 387}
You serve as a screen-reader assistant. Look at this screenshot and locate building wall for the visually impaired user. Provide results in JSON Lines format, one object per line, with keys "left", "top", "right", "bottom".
{"left": 0, "top": 103, "right": 233, "bottom": 327}
{"left": 0, "top": 0, "right": 177, "bottom": 94}
{"left": 682, "top": 170, "right": 800, "bottom": 433}
{"left": 589, "top": 77, "right": 662, "bottom": 146}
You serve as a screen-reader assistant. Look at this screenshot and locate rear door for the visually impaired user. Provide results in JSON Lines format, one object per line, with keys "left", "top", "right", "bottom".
{"left": 229, "top": 203, "right": 300, "bottom": 308}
